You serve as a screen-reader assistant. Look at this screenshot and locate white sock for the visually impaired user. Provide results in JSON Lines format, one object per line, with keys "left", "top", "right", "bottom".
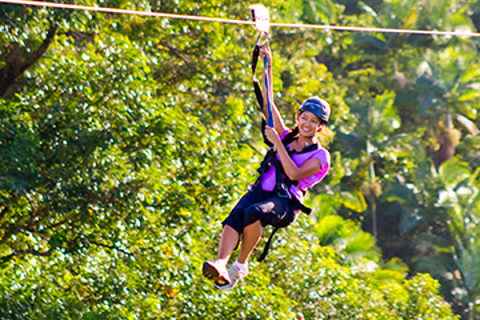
{"left": 235, "top": 260, "right": 247, "bottom": 269}
{"left": 215, "top": 259, "right": 228, "bottom": 267}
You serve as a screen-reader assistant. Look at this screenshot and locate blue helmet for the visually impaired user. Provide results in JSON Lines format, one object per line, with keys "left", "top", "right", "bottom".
{"left": 299, "top": 96, "right": 331, "bottom": 124}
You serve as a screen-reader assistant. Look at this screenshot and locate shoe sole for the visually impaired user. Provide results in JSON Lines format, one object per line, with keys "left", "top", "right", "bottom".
{"left": 214, "top": 280, "right": 237, "bottom": 291}
{"left": 202, "top": 262, "right": 220, "bottom": 280}
{"left": 202, "top": 262, "right": 231, "bottom": 286}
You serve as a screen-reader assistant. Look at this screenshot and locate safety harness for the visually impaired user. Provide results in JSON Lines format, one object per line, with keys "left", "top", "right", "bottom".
{"left": 250, "top": 37, "right": 316, "bottom": 262}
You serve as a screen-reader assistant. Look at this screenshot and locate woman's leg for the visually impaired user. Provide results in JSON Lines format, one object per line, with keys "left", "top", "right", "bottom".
{"left": 203, "top": 226, "right": 238, "bottom": 282}
{"left": 217, "top": 225, "right": 240, "bottom": 264}
{"left": 236, "top": 220, "right": 263, "bottom": 263}
{"left": 203, "top": 186, "right": 267, "bottom": 285}
{"left": 202, "top": 225, "right": 240, "bottom": 285}
{"left": 216, "top": 185, "right": 266, "bottom": 264}
{"left": 237, "top": 194, "right": 295, "bottom": 264}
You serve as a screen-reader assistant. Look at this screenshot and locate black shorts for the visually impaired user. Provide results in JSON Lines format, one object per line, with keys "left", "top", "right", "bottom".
{"left": 222, "top": 184, "right": 301, "bottom": 235}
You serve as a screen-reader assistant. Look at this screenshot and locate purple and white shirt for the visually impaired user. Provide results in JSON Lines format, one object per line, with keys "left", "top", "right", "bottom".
{"left": 260, "top": 129, "right": 331, "bottom": 203}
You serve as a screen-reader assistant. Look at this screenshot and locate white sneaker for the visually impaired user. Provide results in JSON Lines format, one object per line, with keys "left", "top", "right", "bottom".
{"left": 214, "top": 260, "right": 248, "bottom": 291}
{"left": 214, "top": 279, "right": 236, "bottom": 291}
{"left": 230, "top": 260, "right": 248, "bottom": 283}
{"left": 202, "top": 260, "right": 230, "bottom": 286}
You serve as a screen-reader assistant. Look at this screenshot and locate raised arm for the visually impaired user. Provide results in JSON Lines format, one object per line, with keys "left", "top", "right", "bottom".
{"left": 260, "top": 46, "right": 288, "bottom": 136}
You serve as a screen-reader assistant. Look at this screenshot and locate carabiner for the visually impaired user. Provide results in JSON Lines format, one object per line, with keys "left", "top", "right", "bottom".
{"left": 255, "top": 31, "right": 271, "bottom": 48}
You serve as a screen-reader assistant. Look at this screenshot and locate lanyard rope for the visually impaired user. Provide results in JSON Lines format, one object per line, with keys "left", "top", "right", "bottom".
{"left": 263, "top": 55, "right": 273, "bottom": 128}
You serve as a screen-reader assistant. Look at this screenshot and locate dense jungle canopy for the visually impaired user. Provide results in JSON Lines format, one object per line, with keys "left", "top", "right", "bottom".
{"left": 1, "top": 0, "right": 480, "bottom": 319}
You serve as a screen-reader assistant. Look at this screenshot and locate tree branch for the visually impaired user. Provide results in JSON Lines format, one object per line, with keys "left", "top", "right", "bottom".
{"left": 0, "top": 248, "right": 52, "bottom": 264}
{"left": 157, "top": 41, "right": 206, "bottom": 76}
{"left": 89, "top": 240, "right": 135, "bottom": 257}
{"left": 0, "top": 23, "right": 58, "bottom": 97}
{"left": 0, "top": 230, "right": 13, "bottom": 246}
{"left": 236, "top": 139, "right": 263, "bottom": 156}
{"left": 0, "top": 205, "right": 9, "bottom": 222}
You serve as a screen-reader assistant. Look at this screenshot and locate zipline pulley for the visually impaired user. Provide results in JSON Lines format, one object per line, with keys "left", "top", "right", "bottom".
{"left": 249, "top": 4, "right": 271, "bottom": 46}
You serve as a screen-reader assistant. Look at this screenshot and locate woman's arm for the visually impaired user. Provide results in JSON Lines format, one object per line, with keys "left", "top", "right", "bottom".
{"left": 260, "top": 46, "right": 288, "bottom": 136}
{"left": 264, "top": 126, "right": 322, "bottom": 180}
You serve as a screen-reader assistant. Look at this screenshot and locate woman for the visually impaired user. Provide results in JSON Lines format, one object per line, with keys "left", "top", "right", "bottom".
{"left": 202, "top": 46, "right": 332, "bottom": 291}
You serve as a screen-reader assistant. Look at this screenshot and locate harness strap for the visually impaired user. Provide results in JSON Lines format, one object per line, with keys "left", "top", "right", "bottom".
{"left": 252, "top": 43, "right": 275, "bottom": 147}
{"left": 257, "top": 226, "right": 280, "bottom": 262}
{"left": 271, "top": 143, "right": 318, "bottom": 212}
{"left": 250, "top": 35, "right": 315, "bottom": 262}
{"left": 256, "top": 190, "right": 312, "bottom": 262}
{"left": 255, "top": 144, "right": 316, "bottom": 262}
{"left": 253, "top": 143, "right": 317, "bottom": 212}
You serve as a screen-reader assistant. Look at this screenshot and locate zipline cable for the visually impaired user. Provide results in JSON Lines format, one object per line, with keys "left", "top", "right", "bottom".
{"left": 2, "top": 0, "right": 480, "bottom": 38}
{"left": 0, "top": 0, "right": 256, "bottom": 25}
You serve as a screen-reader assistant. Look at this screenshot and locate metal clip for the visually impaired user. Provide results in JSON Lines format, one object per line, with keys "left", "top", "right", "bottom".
{"left": 277, "top": 183, "right": 291, "bottom": 199}
{"left": 255, "top": 32, "right": 271, "bottom": 48}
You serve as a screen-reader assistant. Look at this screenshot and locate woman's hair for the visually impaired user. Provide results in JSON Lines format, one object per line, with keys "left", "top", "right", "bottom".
{"left": 282, "top": 126, "right": 299, "bottom": 143}
{"left": 317, "top": 125, "right": 334, "bottom": 145}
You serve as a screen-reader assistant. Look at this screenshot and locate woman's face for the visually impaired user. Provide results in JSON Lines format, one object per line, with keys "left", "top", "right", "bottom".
{"left": 297, "top": 111, "right": 324, "bottom": 137}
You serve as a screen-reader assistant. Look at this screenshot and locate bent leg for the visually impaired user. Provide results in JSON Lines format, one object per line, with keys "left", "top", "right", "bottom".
{"left": 202, "top": 225, "right": 240, "bottom": 285}
{"left": 203, "top": 225, "right": 239, "bottom": 284}
{"left": 217, "top": 225, "right": 240, "bottom": 264}
{"left": 237, "top": 220, "right": 263, "bottom": 263}
{"left": 237, "top": 194, "right": 296, "bottom": 264}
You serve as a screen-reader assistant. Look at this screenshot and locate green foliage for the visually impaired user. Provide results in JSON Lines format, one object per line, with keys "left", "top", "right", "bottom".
{"left": 314, "top": 214, "right": 377, "bottom": 262}
{"left": 2, "top": 0, "right": 478, "bottom": 319}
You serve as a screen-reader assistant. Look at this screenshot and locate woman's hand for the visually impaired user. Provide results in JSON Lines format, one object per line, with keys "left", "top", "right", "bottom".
{"left": 265, "top": 126, "right": 281, "bottom": 147}
{"left": 259, "top": 45, "right": 272, "bottom": 67}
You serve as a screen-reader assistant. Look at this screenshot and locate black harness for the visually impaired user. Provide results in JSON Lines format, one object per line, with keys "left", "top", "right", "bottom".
{"left": 251, "top": 44, "right": 315, "bottom": 262}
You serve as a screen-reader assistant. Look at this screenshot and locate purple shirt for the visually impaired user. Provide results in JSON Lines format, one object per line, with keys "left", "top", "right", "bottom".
{"left": 261, "top": 130, "right": 331, "bottom": 203}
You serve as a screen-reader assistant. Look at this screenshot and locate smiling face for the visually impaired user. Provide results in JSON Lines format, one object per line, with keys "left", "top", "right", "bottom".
{"left": 296, "top": 110, "right": 325, "bottom": 138}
